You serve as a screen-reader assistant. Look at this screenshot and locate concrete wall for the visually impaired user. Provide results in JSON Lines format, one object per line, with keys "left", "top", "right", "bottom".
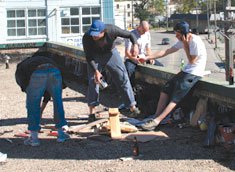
{"left": 44, "top": 42, "right": 235, "bottom": 109}
{"left": 1, "top": 41, "right": 234, "bottom": 109}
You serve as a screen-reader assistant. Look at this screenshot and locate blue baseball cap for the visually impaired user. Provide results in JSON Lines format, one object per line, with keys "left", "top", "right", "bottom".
{"left": 174, "top": 21, "right": 189, "bottom": 35}
{"left": 88, "top": 20, "right": 105, "bottom": 36}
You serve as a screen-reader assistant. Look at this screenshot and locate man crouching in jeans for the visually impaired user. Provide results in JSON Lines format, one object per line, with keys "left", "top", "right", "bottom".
{"left": 15, "top": 52, "right": 70, "bottom": 146}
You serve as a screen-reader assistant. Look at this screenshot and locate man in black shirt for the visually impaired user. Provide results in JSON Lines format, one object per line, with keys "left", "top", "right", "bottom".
{"left": 82, "top": 20, "right": 140, "bottom": 118}
{"left": 15, "top": 52, "right": 70, "bottom": 146}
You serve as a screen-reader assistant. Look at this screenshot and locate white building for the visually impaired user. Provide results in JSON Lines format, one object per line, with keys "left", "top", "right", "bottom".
{"left": 114, "top": 0, "right": 140, "bottom": 30}
{"left": 0, "top": 0, "right": 114, "bottom": 48}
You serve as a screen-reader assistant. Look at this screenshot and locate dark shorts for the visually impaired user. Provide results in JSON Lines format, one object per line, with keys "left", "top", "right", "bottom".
{"left": 162, "top": 71, "right": 201, "bottom": 103}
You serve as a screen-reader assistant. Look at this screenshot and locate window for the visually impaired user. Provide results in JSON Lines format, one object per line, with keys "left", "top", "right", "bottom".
{"left": 28, "top": 9, "right": 46, "bottom": 36}
{"left": 7, "top": 9, "right": 46, "bottom": 37}
{"left": 61, "top": 6, "right": 100, "bottom": 35}
{"left": 61, "top": 7, "right": 80, "bottom": 34}
{"left": 116, "top": 4, "right": 119, "bottom": 9}
{"left": 127, "top": 12, "right": 130, "bottom": 17}
{"left": 82, "top": 7, "right": 100, "bottom": 33}
{"left": 7, "top": 10, "right": 26, "bottom": 36}
{"left": 127, "top": 4, "right": 130, "bottom": 8}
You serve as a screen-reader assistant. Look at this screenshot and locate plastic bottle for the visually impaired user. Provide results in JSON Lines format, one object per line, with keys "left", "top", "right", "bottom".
{"left": 132, "top": 137, "right": 139, "bottom": 156}
{"left": 180, "top": 59, "right": 185, "bottom": 71}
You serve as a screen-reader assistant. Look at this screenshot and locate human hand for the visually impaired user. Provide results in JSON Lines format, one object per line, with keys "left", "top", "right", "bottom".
{"left": 94, "top": 70, "right": 102, "bottom": 84}
{"left": 149, "top": 59, "right": 155, "bottom": 65}
{"left": 138, "top": 56, "right": 148, "bottom": 64}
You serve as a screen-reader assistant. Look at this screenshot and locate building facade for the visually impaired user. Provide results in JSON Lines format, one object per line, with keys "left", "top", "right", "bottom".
{"left": 0, "top": 0, "right": 114, "bottom": 47}
{"left": 114, "top": 0, "right": 140, "bottom": 30}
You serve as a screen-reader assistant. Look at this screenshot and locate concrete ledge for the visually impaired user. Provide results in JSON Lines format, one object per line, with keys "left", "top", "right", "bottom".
{"left": 136, "top": 64, "right": 235, "bottom": 108}
{"left": 46, "top": 42, "right": 235, "bottom": 108}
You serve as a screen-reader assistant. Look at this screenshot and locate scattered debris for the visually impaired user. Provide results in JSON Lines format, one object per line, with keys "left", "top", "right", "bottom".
{"left": 0, "top": 130, "right": 13, "bottom": 136}
{"left": 68, "top": 118, "right": 109, "bottom": 134}
{"left": 125, "top": 131, "right": 169, "bottom": 143}
{"left": 48, "top": 131, "right": 58, "bottom": 137}
{"left": 14, "top": 133, "right": 29, "bottom": 138}
{"left": 0, "top": 152, "right": 7, "bottom": 162}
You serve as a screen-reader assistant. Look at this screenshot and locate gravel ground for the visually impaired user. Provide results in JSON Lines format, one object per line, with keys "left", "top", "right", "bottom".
{"left": 0, "top": 63, "right": 234, "bottom": 172}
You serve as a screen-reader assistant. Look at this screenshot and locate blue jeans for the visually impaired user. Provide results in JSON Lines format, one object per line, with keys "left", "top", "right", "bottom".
{"left": 26, "top": 66, "right": 67, "bottom": 131}
{"left": 125, "top": 59, "right": 164, "bottom": 86}
{"left": 162, "top": 71, "right": 201, "bottom": 103}
{"left": 125, "top": 59, "right": 137, "bottom": 86}
{"left": 87, "top": 48, "right": 136, "bottom": 108}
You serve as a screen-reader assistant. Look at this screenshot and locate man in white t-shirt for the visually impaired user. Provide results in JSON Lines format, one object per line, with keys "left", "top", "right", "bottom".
{"left": 124, "top": 21, "right": 154, "bottom": 87}
{"left": 138, "top": 21, "right": 207, "bottom": 131}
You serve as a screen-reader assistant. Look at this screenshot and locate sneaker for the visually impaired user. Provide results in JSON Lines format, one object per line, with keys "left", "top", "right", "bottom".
{"left": 124, "top": 107, "right": 140, "bottom": 118}
{"left": 57, "top": 132, "right": 70, "bottom": 143}
{"left": 0, "top": 152, "right": 7, "bottom": 162}
{"left": 24, "top": 137, "right": 40, "bottom": 147}
{"left": 88, "top": 114, "right": 97, "bottom": 123}
{"left": 141, "top": 119, "right": 159, "bottom": 131}
{"left": 62, "top": 125, "right": 69, "bottom": 132}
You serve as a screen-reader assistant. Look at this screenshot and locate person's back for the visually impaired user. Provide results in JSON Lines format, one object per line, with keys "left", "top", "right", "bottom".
{"left": 15, "top": 55, "right": 56, "bottom": 91}
{"left": 15, "top": 53, "right": 70, "bottom": 146}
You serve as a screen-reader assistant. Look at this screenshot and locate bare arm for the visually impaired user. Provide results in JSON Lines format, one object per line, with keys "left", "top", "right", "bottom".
{"left": 146, "top": 47, "right": 178, "bottom": 61}
{"left": 125, "top": 47, "right": 139, "bottom": 63}
{"left": 145, "top": 47, "right": 152, "bottom": 56}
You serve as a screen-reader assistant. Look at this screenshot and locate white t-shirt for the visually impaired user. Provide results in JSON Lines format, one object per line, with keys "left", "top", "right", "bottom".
{"left": 172, "top": 34, "right": 207, "bottom": 77}
{"left": 125, "top": 29, "right": 151, "bottom": 59}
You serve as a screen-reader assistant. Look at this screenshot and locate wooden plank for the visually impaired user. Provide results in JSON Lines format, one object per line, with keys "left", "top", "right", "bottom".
{"left": 68, "top": 118, "right": 108, "bottom": 133}
{"left": 104, "top": 123, "right": 138, "bottom": 133}
{"left": 109, "top": 108, "right": 122, "bottom": 139}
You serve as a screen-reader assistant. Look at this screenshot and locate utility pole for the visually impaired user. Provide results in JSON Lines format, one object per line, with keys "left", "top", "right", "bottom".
{"left": 207, "top": 0, "right": 210, "bottom": 39}
{"left": 196, "top": 0, "right": 199, "bottom": 34}
{"left": 131, "top": 0, "right": 134, "bottom": 29}
{"left": 214, "top": 0, "right": 217, "bottom": 49}
{"left": 124, "top": 5, "right": 126, "bottom": 30}
{"left": 224, "top": 0, "right": 234, "bottom": 83}
{"left": 165, "top": 0, "right": 168, "bottom": 31}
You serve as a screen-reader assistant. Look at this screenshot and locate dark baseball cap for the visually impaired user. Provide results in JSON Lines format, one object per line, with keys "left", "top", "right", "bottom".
{"left": 174, "top": 21, "right": 189, "bottom": 35}
{"left": 88, "top": 20, "right": 106, "bottom": 36}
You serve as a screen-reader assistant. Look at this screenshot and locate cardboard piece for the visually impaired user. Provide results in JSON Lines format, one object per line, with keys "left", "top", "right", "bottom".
{"left": 125, "top": 131, "right": 169, "bottom": 143}
{"left": 190, "top": 98, "right": 208, "bottom": 126}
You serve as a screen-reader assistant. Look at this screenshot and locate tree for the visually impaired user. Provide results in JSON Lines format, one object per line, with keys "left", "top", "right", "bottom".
{"left": 175, "top": 0, "right": 198, "bottom": 13}
{"left": 133, "top": 0, "right": 166, "bottom": 21}
{"left": 133, "top": 0, "right": 150, "bottom": 21}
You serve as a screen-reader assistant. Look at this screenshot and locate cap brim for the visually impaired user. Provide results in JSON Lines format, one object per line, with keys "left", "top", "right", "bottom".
{"left": 89, "top": 31, "right": 100, "bottom": 36}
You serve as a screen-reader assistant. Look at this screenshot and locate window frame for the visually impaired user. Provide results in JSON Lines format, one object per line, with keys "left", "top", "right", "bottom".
{"left": 6, "top": 8, "right": 47, "bottom": 38}
{"left": 60, "top": 6, "right": 101, "bottom": 36}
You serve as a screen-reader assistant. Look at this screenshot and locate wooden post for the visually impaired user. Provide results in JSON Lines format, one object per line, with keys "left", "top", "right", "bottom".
{"left": 109, "top": 108, "right": 122, "bottom": 139}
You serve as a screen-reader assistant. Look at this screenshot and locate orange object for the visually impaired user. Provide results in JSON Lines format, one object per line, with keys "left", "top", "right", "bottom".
{"left": 48, "top": 131, "right": 58, "bottom": 137}
{"left": 218, "top": 125, "right": 235, "bottom": 144}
